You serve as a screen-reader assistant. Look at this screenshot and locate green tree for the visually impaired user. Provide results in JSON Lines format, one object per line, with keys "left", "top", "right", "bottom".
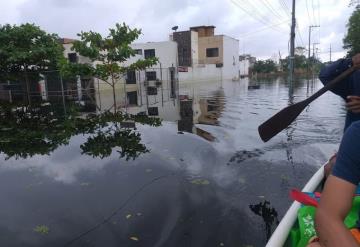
{"left": 61, "top": 23, "right": 158, "bottom": 112}
{"left": 253, "top": 59, "right": 277, "bottom": 73}
{"left": 343, "top": 5, "right": 360, "bottom": 57}
{"left": 0, "top": 23, "right": 64, "bottom": 104}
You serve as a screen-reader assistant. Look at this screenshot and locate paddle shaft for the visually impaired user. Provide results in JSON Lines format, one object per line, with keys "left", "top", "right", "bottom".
{"left": 304, "top": 66, "right": 358, "bottom": 105}
{"left": 258, "top": 65, "right": 359, "bottom": 142}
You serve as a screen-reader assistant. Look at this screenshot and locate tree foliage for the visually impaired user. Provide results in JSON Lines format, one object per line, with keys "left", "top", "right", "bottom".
{"left": 61, "top": 23, "right": 158, "bottom": 111}
{"left": 0, "top": 23, "right": 64, "bottom": 81}
{"left": 343, "top": 5, "right": 360, "bottom": 57}
{"left": 253, "top": 59, "right": 277, "bottom": 73}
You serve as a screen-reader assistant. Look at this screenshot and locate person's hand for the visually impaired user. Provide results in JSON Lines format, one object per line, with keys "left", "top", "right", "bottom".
{"left": 352, "top": 54, "right": 360, "bottom": 66}
{"left": 346, "top": 95, "right": 360, "bottom": 113}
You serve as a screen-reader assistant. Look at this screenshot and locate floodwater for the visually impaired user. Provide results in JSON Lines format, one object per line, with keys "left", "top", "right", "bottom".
{"left": 0, "top": 77, "right": 346, "bottom": 247}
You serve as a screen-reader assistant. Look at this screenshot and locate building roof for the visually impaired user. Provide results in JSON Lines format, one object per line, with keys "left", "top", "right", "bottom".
{"left": 190, "top": 25, "right": 216, "bottom": 30}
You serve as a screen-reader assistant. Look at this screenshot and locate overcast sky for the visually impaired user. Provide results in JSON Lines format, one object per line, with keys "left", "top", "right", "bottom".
{"left": 0, "top": 0, "right": 356, "bottom": 61}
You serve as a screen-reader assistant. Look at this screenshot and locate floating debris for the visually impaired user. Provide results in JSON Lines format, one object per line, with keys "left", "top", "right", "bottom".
{"left": 34, "top": 225, "right": 49, "bottom": 235}
{"left": 126, "top": 214, "right": 132, "bottom": 219}
{"left": 190, "top": 179, "right": 210, "bottom": 185}
{"left": 130, "top": 236, "right": 139, "bottom": 241}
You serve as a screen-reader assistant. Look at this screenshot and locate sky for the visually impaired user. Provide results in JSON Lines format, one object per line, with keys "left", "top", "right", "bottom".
{"left": 0, "top": 0, "right": 356, "bottom": 62}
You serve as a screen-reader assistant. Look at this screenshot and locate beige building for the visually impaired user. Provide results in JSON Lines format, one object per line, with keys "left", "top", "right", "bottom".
{"left": 173, "top": 26, "right": 240, "bottom": 82}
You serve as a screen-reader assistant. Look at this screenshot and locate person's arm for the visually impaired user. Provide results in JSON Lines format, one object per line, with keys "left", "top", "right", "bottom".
{"left": 318, "top": 56, "right": 356, "bottom": 99}
{"left": 315, "top": 175, "right": 358, "bottom": 247}
{"left": 315, "top": 122, "right": 360, "bottom": 246}
{"left": 345, "top": 55, "right": 360, "bottom": 113}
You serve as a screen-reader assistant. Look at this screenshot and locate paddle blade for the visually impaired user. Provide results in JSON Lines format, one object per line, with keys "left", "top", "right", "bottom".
{"left": 290, "top": 189, "right": 319, "bottom": 207}
{"left": 258, "top": 100, "right": 308, "bottom": 142}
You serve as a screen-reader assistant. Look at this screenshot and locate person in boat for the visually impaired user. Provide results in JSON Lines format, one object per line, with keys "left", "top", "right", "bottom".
{"left": 319, "top": 53, "right": 360, "bottom": 178}
{"left": 307, "top": 120, "right": 360, "bottom": 246}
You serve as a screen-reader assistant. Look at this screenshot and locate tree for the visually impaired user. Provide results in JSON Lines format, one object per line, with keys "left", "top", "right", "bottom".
{"left": 61, "top": 23, "right": 158, "bottom": 112}
{"left": 0, "top": 23, "right": 64, "bottom": 104}
{"left": 253, "top": 59, "right": 277, "bottom": 73}
{"left": 295, "top": 46, "right": 306, "bottom": 56}
{"left": 343, "top": 5, "right": 360, "bottom": 57}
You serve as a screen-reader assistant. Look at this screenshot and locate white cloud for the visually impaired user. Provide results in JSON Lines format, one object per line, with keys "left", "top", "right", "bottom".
{"left": 0, "top": 0, "right": 356, "bottom": 61}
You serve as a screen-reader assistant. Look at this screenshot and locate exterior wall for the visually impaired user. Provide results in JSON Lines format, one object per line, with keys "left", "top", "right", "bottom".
{"left": 94, "top": 41, "right": 178, "bottom": 113}
{"left": 173, "top": 31, "right": 192, "bottom": 67}
{"left": 198, "top": 35, "right": 223, "bottom": 65}
{"left": 222, "top": 35, "right": 240, "bottom": 80}
{"left": 191, "top": 31, "right": 199, "bottom": 66}
{"left": 190, "top": 26, "right": 215, "bottom": 37}
{"left": 178, "top": 64, "right": 222, "bottom": 83}
{"left": 239, "top": 59, "right": 250, "bottom": 76}
{"left": 128, "top": 41, "right": 178, "bottom": 68}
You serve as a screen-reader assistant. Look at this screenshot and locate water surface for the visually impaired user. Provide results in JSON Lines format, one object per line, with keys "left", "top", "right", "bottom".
{"left": 0, "top": 77, "right": 346, "bottom": 247}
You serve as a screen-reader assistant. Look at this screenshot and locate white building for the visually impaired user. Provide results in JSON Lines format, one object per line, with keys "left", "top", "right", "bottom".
{"left": 173, "top": 26, "right": 240, "bottom": 83}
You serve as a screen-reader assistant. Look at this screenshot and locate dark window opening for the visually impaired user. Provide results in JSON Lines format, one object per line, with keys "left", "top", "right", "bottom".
{"left": 126, "top": 71, "right": 136, "bottom": 84}
{"left": 148, "top": 107, "right": 159, "bottom": 116}
{"left": 147, "top": 86, "right": 157, "bottom": 95}
{"left": 146, "top": 71, "right": 157, "bottom": 81}
{"left": 206, "top": 48, "right": 219, "bottom": 57}
{"left": 144, "top": 49, "right": 155, "bottom": 59}
{"left": 134, "top": 49, "right": 142, "bottom": 55}
{"left": 127, "top": 91, "right": 138, "bottom": 105}
{"left": 68, "top": 53, "right": 78, "bottom": 63}
{"left": 170, "top": 68, "right": 176, "bottom": 98}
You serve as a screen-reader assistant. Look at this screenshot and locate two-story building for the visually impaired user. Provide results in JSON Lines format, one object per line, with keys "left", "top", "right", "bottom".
{"left": 172, "top": 26, "right": 240, "bottom": 83}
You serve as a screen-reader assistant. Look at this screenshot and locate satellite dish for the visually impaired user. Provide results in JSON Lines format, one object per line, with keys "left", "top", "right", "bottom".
{"left": 172, "top": 26, "right": 178, "bottom": 31}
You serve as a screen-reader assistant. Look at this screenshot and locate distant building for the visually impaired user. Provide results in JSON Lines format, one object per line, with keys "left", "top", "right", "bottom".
{"left": 172, "top": 26, "right": 240, "bottom": 82}
{"left": 239, "top": 54, "right": 256, "bottom": 77}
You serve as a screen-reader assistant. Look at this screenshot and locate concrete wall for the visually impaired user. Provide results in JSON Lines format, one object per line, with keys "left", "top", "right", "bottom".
{"left": 239, "top": 59, "right": 250, "bottom": 76}
{"left": 128, "top": 41, "right": 178, "bottom": 68}
{"left": 191, "top": 31, "right": 199, "bottom": 65}
{"left": 222, "top": 35, "right": 240, "bottom": 80}
{"left": 178, "top": 64, "right": 222, "bottom": 83}
{"left": 198, "top": 35, "right": 223, "bottom": 65}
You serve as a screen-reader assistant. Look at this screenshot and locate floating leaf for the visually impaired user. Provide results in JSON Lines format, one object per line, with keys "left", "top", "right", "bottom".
{"left": 190, "top": 179, "right": 210, "bottom": 185}
{"left": 130, "top": 236, "right": 139, "bottom": 241}
{"left": 34, "top": 225, "right": 49, "bottom": 235}
{"left": 126, "top": 214, "right": 132, "bottom": 219}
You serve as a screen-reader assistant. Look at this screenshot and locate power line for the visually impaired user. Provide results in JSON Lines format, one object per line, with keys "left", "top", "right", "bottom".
{"left": 238, "top": 20, "right": 290, "bottom": 38}
{"left": 278, "top": 0, "right": 291, "bottom": 17}
{"left": 306, "top": 0, "right": 314, "bottom": 25}
{"left": 262, "top": 0, "right": 287, "bottom": 20}
{"left": 311, "top": 0, "right": 317, "bottom": 25}
{"left": 231, "top": 0, "right": 288, "bottom": 34}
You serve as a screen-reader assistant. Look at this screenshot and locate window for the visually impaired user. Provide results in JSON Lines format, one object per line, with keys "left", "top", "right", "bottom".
{"left": 144, "top": 49, "right": 155, "bottom": 59}
{"left": 127, "top": 91, "right": 138, "bottom": 105}
{"left": 126, "top": 71, "right": 136, "bottom": 84}
{"left": 146, "top": 71, "right": 157, "bottom": 81}
{"left": 134, "top": 49, "right": 142, "bottom": 55}
{"left": 147, "top": 86, "right": 157, "bottom": 95}
{"left": 68, "top": 53, "right": 78, "bottom": 63}
{"left": 206, "top": 48, "right": 219, "bottom": 57}
{"left": 148, "top": 107, "right": 159, "bottom": 116}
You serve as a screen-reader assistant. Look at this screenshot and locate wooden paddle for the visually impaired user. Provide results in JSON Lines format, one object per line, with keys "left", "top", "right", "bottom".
{"left": 258, "top": 65, "right": 360, "bottom": 142}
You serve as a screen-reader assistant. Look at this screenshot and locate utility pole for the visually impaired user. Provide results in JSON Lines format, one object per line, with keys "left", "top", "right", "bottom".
{"left": 289, "top": 0, "right": 296, "bottom": 90}
{"left": 307, "top": 25, "right": 320, "bottom": 77}
{"left": 312, "top": 42, "right": 320, "bottom": 75}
